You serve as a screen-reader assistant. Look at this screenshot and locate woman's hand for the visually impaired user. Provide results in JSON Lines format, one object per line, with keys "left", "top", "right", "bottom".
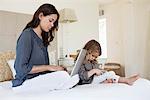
{"left": 30, "top": 65, "right": 67, "bottom": 74}
{"left": 47, "top": 65, "right": 67, "bottom": 71}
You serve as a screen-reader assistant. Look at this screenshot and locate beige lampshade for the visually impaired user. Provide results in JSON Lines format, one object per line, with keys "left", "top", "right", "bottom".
{"left": 59, "top": 8, "right": 78, "bottom": 23}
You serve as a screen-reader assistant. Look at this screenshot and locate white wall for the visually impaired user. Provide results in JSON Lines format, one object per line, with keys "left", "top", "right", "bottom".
{"left": 0, "top": 10, "right": 32, "bottom": 52}
{"left": 57, "top": 1, "right": 99, "bottom": 58}
{"left": 146, "top": 12, "right": 150, "bottom": 79}
{"left": 123, "top": 0, "right": 150, "bottom": 78}
{"left": 100, "top": 0, "right": 150, "bottom": 79}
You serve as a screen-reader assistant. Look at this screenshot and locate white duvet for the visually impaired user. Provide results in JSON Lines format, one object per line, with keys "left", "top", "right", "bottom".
{"left": 0, "top": 78, "right": 150, "bottom": 100}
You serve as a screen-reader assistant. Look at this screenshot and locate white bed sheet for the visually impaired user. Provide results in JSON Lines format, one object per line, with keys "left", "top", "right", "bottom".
{"left": 0, "top": 78, "right": 150, "bottom": 100}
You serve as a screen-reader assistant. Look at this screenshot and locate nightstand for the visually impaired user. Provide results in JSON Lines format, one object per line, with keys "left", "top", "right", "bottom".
{"left": 104, "top": 63, "right": 123, "bottom": 76}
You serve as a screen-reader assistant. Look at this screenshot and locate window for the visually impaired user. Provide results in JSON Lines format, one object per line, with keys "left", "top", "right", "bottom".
{"left": 99, "top": 18, "right": 107, "bottom": 59}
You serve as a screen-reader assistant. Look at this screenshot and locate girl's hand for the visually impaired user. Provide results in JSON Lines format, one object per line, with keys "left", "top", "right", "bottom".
{"left": 99, "top": 70, "right": 107, "bottom": 74}
{"left": 88, "top": 69, "right": 106, "bottom": 78}
{"left": 93, "top": 69, "right": 106, "bottom": 76}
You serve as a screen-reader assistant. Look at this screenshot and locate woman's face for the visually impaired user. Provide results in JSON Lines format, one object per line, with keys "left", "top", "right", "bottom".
{"left": 39, "top": 14, "right": 58, "bottom": 32}
{"left": 86, "top": 51, "right": 99, "bottom": 62}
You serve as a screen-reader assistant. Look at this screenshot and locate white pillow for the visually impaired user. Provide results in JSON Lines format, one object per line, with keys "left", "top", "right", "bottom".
{"left": 7, "top": 59, "right": 16, "bottom": 78}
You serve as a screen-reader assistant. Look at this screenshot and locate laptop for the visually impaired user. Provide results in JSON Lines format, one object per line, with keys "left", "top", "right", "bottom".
{"left": 70, "top": 49, "right": 87, "bottom": 76}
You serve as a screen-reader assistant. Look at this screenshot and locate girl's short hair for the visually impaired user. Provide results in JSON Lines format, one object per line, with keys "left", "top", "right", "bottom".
{"left": 83, "top": 39, "right": 102, "bottom": 56}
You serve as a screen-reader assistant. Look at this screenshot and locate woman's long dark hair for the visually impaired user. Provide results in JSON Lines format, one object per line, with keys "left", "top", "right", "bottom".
{"left": 24, "top": 3, "right": 59, "bottom": 46}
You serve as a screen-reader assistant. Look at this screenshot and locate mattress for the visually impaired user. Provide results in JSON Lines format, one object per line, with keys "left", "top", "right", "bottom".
{"left": 0, "top": 78, "right": 150, "bottom": 100}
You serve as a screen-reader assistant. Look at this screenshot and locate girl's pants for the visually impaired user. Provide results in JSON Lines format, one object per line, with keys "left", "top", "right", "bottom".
{"left": 92, "top": 71, "right": 120, "bottom": 84}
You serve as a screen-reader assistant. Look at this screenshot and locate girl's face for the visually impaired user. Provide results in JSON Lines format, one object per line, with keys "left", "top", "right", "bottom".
{"left": 86, "top": 51, "right": 99, "bottom": 62}
{"left": 39, "top": 13, "right": 58, "bottom": 32}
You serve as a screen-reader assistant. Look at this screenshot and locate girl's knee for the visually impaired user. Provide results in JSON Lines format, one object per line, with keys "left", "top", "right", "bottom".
{"left": 108, "top": 71, "right": 116, "bottom": 75}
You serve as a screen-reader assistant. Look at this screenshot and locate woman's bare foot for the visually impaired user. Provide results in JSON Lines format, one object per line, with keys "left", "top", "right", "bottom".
{"left": 126, "top": 74, "right": 140, "bottom": 85}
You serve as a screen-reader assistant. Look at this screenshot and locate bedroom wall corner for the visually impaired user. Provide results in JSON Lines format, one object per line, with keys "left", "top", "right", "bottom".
{"left": 99, "top": 0, "right": 150, "bottom": 79}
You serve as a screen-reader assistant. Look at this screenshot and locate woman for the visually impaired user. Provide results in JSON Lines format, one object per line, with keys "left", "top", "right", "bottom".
{"left": 12, "top": 3, "right": 79, "bottom": 91}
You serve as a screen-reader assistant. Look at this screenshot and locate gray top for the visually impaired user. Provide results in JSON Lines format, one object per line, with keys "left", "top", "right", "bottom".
{"left": 12, "top": 28, "right": 49, "bottom": 87}
{"left": 78, "top": 61, "right": 100, "bottom": 85}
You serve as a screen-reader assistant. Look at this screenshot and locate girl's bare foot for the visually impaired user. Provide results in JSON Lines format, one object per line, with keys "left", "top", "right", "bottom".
{"left": 126, "top": 74, "right": 140, "bottom": 85}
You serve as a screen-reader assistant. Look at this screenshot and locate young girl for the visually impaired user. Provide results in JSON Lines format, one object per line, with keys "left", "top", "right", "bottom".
{"left": 78, "top": 39, "right": 139, "bottom": 85}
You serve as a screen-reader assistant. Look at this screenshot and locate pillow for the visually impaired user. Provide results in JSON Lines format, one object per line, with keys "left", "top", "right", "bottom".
{"left": 7, "top": 59, "right": 16, "bottom": 79}
{"left": 0, "top": 65, "right": 5, "bottom": 81}
{"left": 0, "top": 51, "right": 15, "bottom": 82}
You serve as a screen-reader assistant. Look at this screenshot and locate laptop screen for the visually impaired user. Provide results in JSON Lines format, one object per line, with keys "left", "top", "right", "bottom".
{"left": 70, "top": 49, "right": 87, "bottom": 76}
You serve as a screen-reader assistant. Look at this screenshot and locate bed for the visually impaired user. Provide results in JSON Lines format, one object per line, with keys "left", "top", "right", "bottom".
{"left": 0, "top": 78, "right": 150, "bottom": 100}
{"left": 0, "top": 51, "right": 150, "bottom": 100}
